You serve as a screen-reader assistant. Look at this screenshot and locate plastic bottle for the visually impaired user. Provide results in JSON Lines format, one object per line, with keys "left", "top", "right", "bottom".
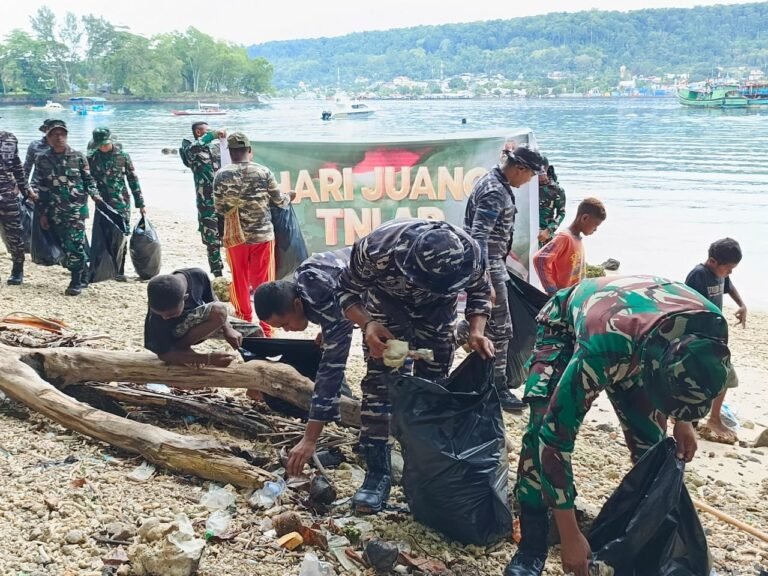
{"left": 248, "top": 476, "right": 287, "bottom": 509}
{"left": 299, "top": 553, "right": 336, "bottom": 576}
{"left": 204, "top": 509, "right": 232, "bottom": 540}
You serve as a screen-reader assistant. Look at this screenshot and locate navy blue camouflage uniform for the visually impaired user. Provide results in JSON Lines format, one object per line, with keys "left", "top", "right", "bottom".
{"left": 338, "top": 219, "right": 492, "bottom": 448}
{"left": 295, "top": 248, "right": 355, "bottom": 423}
{"left": 0, "top": 131, "right": 29, "bottom": 264}
{"left": 463, "top": 165, "right": 516, "bottom": 388}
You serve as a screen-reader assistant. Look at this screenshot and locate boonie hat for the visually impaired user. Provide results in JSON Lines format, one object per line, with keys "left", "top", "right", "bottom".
{"left": 227, "top": 132, "right": 251, "bottom": 150}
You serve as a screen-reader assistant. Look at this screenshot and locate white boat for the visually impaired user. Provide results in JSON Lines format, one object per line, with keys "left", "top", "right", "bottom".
{"left": 172, "top": 102, "right": 228, "bottom": 116}
{"left": 321, "top": 96, "right": 376, "bottom": 120}
{"left": 29, "top": 100, "right": 64, "bottom": 111}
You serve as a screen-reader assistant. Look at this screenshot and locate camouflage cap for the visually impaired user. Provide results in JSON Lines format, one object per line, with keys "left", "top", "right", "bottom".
{"left": 643, "top": 330, "right": 731, "bottom": 422}
{"left": 92, "top": 127, "right": 112, "bottom": 147}
{"left": 503, "top": 145, "right": 546, "bottom": 174}
{"left": 393, "top": 220, "right": 480, "bottom": 295}
{"left": 39, "top": 118, "right": 56, "bottom": 132}
{"left": 227, "top": 131, "right": 251, "bottom": 150}
{"left": 45, "top": 119, "right": 68, "bottom": 135}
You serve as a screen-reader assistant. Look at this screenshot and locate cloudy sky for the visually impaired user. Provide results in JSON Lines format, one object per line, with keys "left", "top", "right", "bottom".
{"left": 0, "top": 0, "right": 759, "bottom": 45}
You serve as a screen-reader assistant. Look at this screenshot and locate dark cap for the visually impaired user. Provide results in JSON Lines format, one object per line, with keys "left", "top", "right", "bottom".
{"left": 45, "top": 120, "right": 68, "bottom": 135}
{"left": 227, "top": 131, "right": 251, "bottom": 150}
{"left": 503, "top": 145, "right": 546, "bottom": 174}
{"left": 39, "top": 118, "right": 56, "bottom": 132}
{"left": 92, "top": 127, "right": 112, "bottom": 147}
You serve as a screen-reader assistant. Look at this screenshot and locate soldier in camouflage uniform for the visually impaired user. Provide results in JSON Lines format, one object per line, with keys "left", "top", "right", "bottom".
{"left": 180, "top": 121, "right": 225, "bottom": 277}
{"left": 0, "top": 127, "right": 32, "bottom": 285}
{"left": 537, "top": 157, "right": 566, "bottom": 248}
{"left": 33, "top": 120, "right": 103, "bottom": 296}
{"left": 88, "top": 127, "right": 146, "bottom": 280}
{"left": 253, "top": 248, "right": 356, "bottom": 477}
{"left": 23, "top": 119, "right": 53, "bottom": 184}
{"left": 338, "top": 219, "right": 495, "bottom": 514}
{"left": 213, "top": 132, "right": 292, "bottom": 335}
{"left": 464, "top": 145, "right": 545, "bottom": 413}
{"left": 505, "top": 275, "right": 731, "bottom": 576}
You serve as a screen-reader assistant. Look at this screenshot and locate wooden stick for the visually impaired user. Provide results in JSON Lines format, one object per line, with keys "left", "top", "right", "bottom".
{"left": 0, "top": 352, "right": 271, "bottom": 488}
{"left": 693, "top": 498, "right": 768, "bottom": 544}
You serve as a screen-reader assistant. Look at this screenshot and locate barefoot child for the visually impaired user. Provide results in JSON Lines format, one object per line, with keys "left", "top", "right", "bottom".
{"left": 533, "top": 197, "right": 606, "bottom": 295}
{"left": 685, "top": 238, "right": 746, "bottom": 444}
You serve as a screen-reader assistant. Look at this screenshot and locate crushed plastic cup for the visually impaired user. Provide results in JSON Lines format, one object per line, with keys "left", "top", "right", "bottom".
{"left": 200, "top": 484, "right": 236, "bottom": 510}
{"left": 299, "top": 552, "right": 336, "bottom": 576}
{"left": 146, "top": 383, "right": 172, "bottom": 394}
{"left": 204, "top": 509, "right": 232, "bottom": 540}
{"left": 720, "top": 403, "right": 740, "bottom": 431}
{"left": 248, "top": 476, "right": 287, "bottom": 509}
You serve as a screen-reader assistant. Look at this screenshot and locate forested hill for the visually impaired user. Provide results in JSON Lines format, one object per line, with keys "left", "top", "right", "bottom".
{"left": 248, "top": 3, "right": 768, "bottom": 89}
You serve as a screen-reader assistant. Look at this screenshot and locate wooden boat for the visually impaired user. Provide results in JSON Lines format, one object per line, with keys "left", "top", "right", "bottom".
{"left": 677, "top": 83, "right": 768, "bottom": 108}
{"left": 171, "top": 102, "right": 228, "bottom": 116}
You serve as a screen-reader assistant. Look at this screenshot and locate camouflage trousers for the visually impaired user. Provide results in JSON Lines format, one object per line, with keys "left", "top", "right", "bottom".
{"left": 196, "top": 197, "right": 223, "bottom": 276}
{"left": 359, "top": 288, "right": 457, "bottom": 448}
{"left": 487, "top": 265, "right": 513, "bottom": 388}
{"left": 0, "top": 196, "right": 25, "bottom": 263}
{"left": 515, "top": 293, "right": 666, "bottom": 511}
{"left": 50, "top": 217, "right": 88, "bottom": 272}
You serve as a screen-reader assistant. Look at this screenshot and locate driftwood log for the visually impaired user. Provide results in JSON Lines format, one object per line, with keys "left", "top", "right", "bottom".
{"left": 0, "top": 344, "right": 362, "bottom": 488}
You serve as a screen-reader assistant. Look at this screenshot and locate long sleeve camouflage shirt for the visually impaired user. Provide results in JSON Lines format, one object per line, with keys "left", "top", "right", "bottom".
{"left": 88, "top": 146, "right": 145, "bottom": 217}
{"left": 295, "top": 249, "right": 354, "bottom": 422}
{"left": 538, "top": 181, "right": 566, "bottom": 235}
{"left": 338, "top": 220, "right": 492, "bottom": 318}
{"left": 213, "top": 161, "right": 290, "bottom": 244}
{"left": 23, "top": 137, "right": 49, "bottom": 185}
{"left": 181, "top": 131, "right": 220, "bottom": 206}
{"left": 464, "top": 166, "right": 516, "bottom": 279}
{"left": 0, "top": 131, "right": 28, "bottom": 200}
{"left": 34, "top": 146, "right": 99, "bottom": 221}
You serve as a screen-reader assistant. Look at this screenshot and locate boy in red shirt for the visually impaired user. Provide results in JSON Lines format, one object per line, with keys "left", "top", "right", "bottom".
{"left": 533, "top": 198, "right": 606, "bottom": 295}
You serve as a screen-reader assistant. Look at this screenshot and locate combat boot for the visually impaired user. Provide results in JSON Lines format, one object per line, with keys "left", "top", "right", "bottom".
{"left": 504, "top": 506, "right": 550, "bottom": 576}
{"left": 65, "top": 270, "right": 83, "bottom": 296}
{"left": 352, "top": 444, "right": 392, "bottom": 514}
{"left": 6, "top": 261, "right": 23, "bottom": 285}
{"left": 80, "top": 268, "right": 89, "bottom": 289}
{"left": 497, "top": 385, "right": 526, "bottom": 413}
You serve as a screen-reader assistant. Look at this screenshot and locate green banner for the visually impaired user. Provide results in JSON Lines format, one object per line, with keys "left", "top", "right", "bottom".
{"left": 251, "top": 129, "right": 538, "bottom": 273}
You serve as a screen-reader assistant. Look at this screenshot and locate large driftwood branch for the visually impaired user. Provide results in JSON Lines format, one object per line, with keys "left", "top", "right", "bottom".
{"left": 0, "top": 351, "right": 271, "bottom": 488}
{"left": 9, "top": 345, "right": 361, "bottom": 428}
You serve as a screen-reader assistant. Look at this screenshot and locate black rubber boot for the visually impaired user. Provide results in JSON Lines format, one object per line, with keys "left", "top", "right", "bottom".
{"left": 504, "top": 507, "right": 550, "bottom": 576}
{"left": 65, "top": 270, "right": 83, "bottom": 296}
{"left": 352, "top": 444, "right": 392, "bottom": 515}
{"left": 6, "top": 261, "right": 23, "bottom": 285}
{"left": 497, "top": 386, "right": 526, "bottom": 413}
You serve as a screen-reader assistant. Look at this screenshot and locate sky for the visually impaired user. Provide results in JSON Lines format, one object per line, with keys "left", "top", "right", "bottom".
{"left": 0, "top": 0, "right": 760, "bottom": 46}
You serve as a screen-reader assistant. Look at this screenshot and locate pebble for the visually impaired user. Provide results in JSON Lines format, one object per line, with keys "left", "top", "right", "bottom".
{"left": 64, "top": 530, "right": 86, "bottom": 545}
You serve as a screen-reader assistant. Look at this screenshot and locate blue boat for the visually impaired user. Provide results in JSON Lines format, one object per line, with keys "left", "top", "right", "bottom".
{"left": 69, "top": 97, "right": 114, "bottom": 116}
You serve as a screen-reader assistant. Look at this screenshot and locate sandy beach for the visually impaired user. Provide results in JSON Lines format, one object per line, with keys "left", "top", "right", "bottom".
{"left": 0, "top": 206, "right": 766, "bottom": 576}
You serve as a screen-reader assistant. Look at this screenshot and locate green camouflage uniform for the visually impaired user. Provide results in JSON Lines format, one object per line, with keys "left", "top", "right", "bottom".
{"left": 181, "top": 131, "right": 223, "bottom": 275}
{"left": 516, "top": 276, "right": 730, "bottom": 511}
{"left": 538, "top": 181, "right": 566, "bottom": 248}
{"left": 34, "top": 146, "right": 99, "bottom": 272}
{"left": 88, "top": 146, "right": 144, "bottom": 226}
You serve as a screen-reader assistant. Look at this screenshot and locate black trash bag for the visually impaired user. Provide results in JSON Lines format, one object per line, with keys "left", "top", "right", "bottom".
{"left": 506, "top": 273, "right": 550, "bottom": 389}
{"left": 239, "top": 338, "right": 321, "bottom": 419}
{"left": 30, "top": 205, "right": 64, "bottom": 266}
{"left": 129, "top": 216, "right": 162, "bottom": 280}
{"left": 271, "top": 204, "right": 308, "bottom": 280}
{"left": 89, "top": 203, "right": 129, "bottom": 283}
{"left": 589, "top": 438, "right": 710, "bottom": 575}
{"left": 239, "top": 337, "right": 353, "bottom": 419}
{"left": 389, "top": 353, "right": 512, "bottom": 546}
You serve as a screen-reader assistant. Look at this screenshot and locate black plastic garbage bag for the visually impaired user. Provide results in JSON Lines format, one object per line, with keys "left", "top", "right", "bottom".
{"left": 271, "top": 204, "right": 308, "bottom": 280}
{"left": 129, "top": 216, "right": 162, "bottom": 280}
{"left": 589, "top": 438, "right": 710, "bottom": 575}
{"left": 89, "top": 203, "right": 129, "bottom": 283}
{"left": 239, "top": 337, "right": 321, "bottom": 419}
{"left": 389, "top": 353, "right": 512, "bottom": 546}
{"left": 30, "top": 205, "right": 64, "bottom": 266}
{"left": 506, "top": 273, "right": 551, "bottom": 389}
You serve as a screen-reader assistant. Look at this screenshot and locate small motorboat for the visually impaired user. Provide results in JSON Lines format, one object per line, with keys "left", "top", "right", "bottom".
{"left": 69, "top": 97, "right": 114, "bottom": 115}
{"left": 321, "top": 96, "right": 375, "bottom": 120}
{"left": 29, "top": 100, "right": 64, "bottom": 112}
{"left": 172, "top": 102, "right": 228, "bottom": 116}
